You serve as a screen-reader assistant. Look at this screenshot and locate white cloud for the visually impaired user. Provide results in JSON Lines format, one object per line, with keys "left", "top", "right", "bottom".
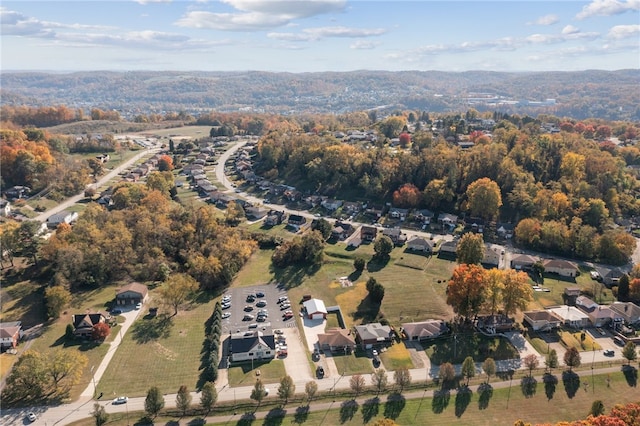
{"left": 221, "top": 0, "right": 345, "bottom": 18}
{"left": 530, "top": 14, "right": 559, "bottom": 26}
{"left": 350, "top": 40, "right": 380, "bottom": 50}
{"left": 134, "top": 0, "right": 172, "bottom": 4}
{"left": 562, "top": 25, "right": 580, "bottom": 35}
{"left": 268, "top": 26, "right": 385, "bottom": 42}
{"left": 576, "top": 0, "right": 640, "bottom": 19}
{"left": 607, "top": 24, "right": 640, "bottom": 38}
{"left": 526, "top": 29, "right": 599, "bottom": 44}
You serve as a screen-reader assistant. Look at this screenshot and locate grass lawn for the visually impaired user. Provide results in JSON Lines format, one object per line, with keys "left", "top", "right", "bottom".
{"left": 331, "top": 350, "right": 374, "bottom": 376}
{"left": 528, "top": 337, "right": 551, "bottom": 355}
{"left": 559, "top": 331, "right": 602, "bottom": 352}
{"left": 380, "top": 342, "right": 415, "bottom": 371}
{"left": 325, "top": 312, "right": 341, "bottom": 329}
{"left": 231, "top": 248, "right": 276, "bottom": 288}
{"left": 97, "top": 292, "right": 216, "bottom": 397}
{"left": 424, "top": 333, "right": 519, "bottom": 365}
{"left": 227, "top": 360, "right": 286, "bottom": 387}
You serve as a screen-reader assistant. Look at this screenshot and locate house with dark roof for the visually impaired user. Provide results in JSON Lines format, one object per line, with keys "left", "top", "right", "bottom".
{"left": 229, "top": 331, "right": 276, "bottom": 362}
{"left": 510, "top": 254, "right": 540, "bottom": 271}
{"left": 46, "top": 210, "right": 79, "bottom": 229}
{"left": 609, "top": 302, "right": 640, "bottom": 325}
{"left": 354, "top": 323, "right": 393, "bottom": 348}
{"left": 360, "top": 225, "right": 378, "bottom": 242}
{"left": 523, "top": 310, "right": 563, "bottom": 331}
{"left": 0, "top": 322, "right": 23, "bottom": 349}
{"left": 115, "top": 282, "right": 148, "bottom": 306}
{"left": 288, "top": 214, "right": 307, "bottom": 226}
{"left": 414, "top": 209, "right": 434, "bottom": 224}
{"left": 406, "top": 235, "right": 435, "bottom": 253}
{"left": 438, "top": 240, "right": 458, "bottom": 258}
{"left": 331, "top": 221, "right": 355, "bottom": 240}
{"left": 245, "top": 206, "right": 269, "bottom": 220}
{"left": 595, "top": 266, "right": 626, "bottom": 288}
{"left": 317, "top": 328, "right": 356, "bottom": 353}
{"left": 72, "top": 313, "right": 107, "bottom": 339}
{"left": 382, "top": 227, "right": 407, "bottom": 245}
{"left": 388, "top": 207, "right": 409, "bottom": 221}
{"left": 402, "top": 320, "right": 448, "bottom": 341}
{"left": 264, "top": 210, "right": 286, "bottom": 226}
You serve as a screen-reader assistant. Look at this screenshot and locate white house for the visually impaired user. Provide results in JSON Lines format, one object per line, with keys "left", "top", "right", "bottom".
{"left": 229, "top": 331, "right": 276, "bottom": 362}
{"left": 46, "top": 210, "right": 79, "bottom": 229}
{"left": 303, "top": 298, "right": 328, "bottom": 320}
{"left": 402, "top": 320, "right": 448, "bottom": 341}
{"left": 406, "top": 235, "right": 434, "bottom": 253}
{"left": 547, "top": 306, "right": 590, "bottom": 328}
{"left": 542, "top": 259, "right": 579, "bottom": 278}
{"left": 0, "top": 199, "right": 11, "bottom": 217}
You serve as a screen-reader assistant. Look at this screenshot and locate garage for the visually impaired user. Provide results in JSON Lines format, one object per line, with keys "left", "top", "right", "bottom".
{"left": 303, "top": 298, "right": 327, "bottom": 320}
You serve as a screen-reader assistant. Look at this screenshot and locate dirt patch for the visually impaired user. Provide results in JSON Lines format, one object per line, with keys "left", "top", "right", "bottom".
{"left": 153, "top": 342, "right": 177, "bottom": 361}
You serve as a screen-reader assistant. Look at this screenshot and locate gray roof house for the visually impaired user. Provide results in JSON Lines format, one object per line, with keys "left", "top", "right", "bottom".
{"left": 354, "top": 323, "right": 393, "bottom": 348}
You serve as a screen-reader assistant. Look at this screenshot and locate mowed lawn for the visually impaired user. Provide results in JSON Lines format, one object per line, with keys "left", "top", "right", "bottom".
{"left": 227, "top": 360, "right": 286, "bottom": 387}
{"left": 98, "top": 295, "right": 216, "bottom": 397}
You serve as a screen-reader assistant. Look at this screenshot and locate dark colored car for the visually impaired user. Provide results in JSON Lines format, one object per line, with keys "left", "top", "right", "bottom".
{"left": 603, "top": 349, "right": 614, "bottom": 357}
{"left": 316, "top": 366, "right": 325, "bottom": 378}
{"left": 111, "top": 308, "right": 122, "bottom": 315}
{"left": 256, "top": 291, "right": 265, "bottom": 298}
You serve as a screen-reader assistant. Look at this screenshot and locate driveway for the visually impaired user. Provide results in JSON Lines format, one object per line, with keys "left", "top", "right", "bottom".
{"left": 281, "top": 326, "right": 313, "bottom": 386}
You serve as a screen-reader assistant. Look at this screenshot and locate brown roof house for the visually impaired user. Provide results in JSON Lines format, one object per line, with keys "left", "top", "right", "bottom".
{"left": 355, "top": 323, "right": 393, "bottom": 349}
{"left": 317, "top": 328, "right": 356, "bottom": 354}
{"left": 72, "top": 313, "right": 107, "bottom": 339}
{"left": 0, "top": 321, "right": 23, "bottom": 349}
{"left": 402, "top": 320, "right": 448, "bottom": 341}
{"left": 115, "top": 282, "right": 148, "bottom": 306}
{"left": 523, "top": 310, "right": 563, "bottom": 331}
{"left": 609, "top": 302, "right": 640, "bottom": 325}
{"left": 543, "top": 259, "right": 579, "bottom": 278}
{"left": 406, "top": 235, "right": 435, "bottom": 253}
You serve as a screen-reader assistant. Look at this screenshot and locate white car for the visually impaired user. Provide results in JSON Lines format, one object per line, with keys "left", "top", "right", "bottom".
{"left": 113, "top": 396, "right": 128, "bottom": 405}
{"left": 27, "top": 412, "right": 37, "bottom": 422}
{"left": 222, "top": 312, "right": 231, "bottom": 319}
{"left": 135, "top": 302, "right": 142, "bottom": 310}
{"left": 372, "top": 349, "right": 378, "bottom": 356}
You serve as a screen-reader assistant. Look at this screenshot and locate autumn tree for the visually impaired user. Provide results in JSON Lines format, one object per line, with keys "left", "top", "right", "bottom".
{"left": 523, "top": 354, "right": 539, "bottom": 377}
{"left": 438, "top": 362, "right": 456, "bottom": 389}
{"left": 564, "top": 347, "right": 581, "bottom": 371}
{"left": 460, "top": 356, "right": 475, "bottom": 386}
{"left": 304, "top": 381, "right": 318, "bottom": 403}
{"left": 158, "top": 273, "right": 199, "bottom": 316}
{"left": 91, "top": 322, "right": 110, "bottom": 341}
{"left": 371, "top": 368, "right": 388, "bottom": 394}
{"left": 45, "top": 286, "right": 71, "bottom": 319}
{"left": 176, "top": 385, "right": 192, "bottom": 416}
{"left": 277, "top": 375, "right": 295, "bottom": 406}
{"left": 501, "top": 270, "right": 533, "bottom": 317}
{"left": 398, "top": 132, "right": 411, "bottom": 148}
{"left": 392, "top": 183, "right": 421, "bottom": 208}
{"left": 446, "top": 264, "right": 487, "bottom": 322}
{"left": 92, "top": 403, "right": 109, "bottom": 426}
{"left": 482, "top": 358, "right": 496, "bottom": 383}
{"left": 349, "top": 374, "right": 366, "bottom": 398}
{"left": 621, "top": 341, "right": 637, "bottom": 365}
{"left": 200, "top": 381, "right": 217, "bottom": 414}
{"left": 157, "top": 154, "right": 174, "bottom": 171}
{"left": 465, "top": 177, "right": 502, "bottom": 220}
{"left": 456, "top": 232, "right": 484, "bottom": 265}
{"left": 394, "top": 367, "right": 411, "bottom": 393}
{"left": 145, "top": 386, "right": 165, "bottom": 418}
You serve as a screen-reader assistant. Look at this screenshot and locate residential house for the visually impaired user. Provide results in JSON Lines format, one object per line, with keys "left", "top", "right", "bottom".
{"left": 497, "top": 223, "right": 514, "bottom": 239}
{"left": 523, "top": 310, "right": 563, "bottom": 331}
{"left": 288, "top": 214, "right": 307, "bottom": 226}
{"left": 354, "top": 323, "right": 393, "bottom": 349}
{"left": 0, "top": 322, "right": 23, "bottom": 349}
{"left": 305, "top": 195, "right": 325, "bottom": 208}
{"left": 564, "top": 287, "right": 581, "bottom": 306}
{"left": 382, "top": 227, "right": 407, "bottom": 245}
{"left": 575, "top": 296, "right": 624, "bottom": 327}
{"left": 0, "top": 199, "right": 11, "bottom": 216}
{"left": 465, "top": 217, "right": 485, "bottom": 233}
{"left": 547, "top": 306, "right": 590, "bottom": 329}
{"left": 332, "top": 222, "right": 354, "bottom": 240}
{"left": 543, "top": 259, "right": 579, "bottom": 278}
{"left": 364, "top": 204, "right": 384, "bottom": 218}
{"left": 437, "top": 213, "right": 458, "bottom": 230}
{"left": 229, "top": 331, "right": 276, "bottom": 362}
{"left": 283, "top": 189, "right": 302, "bottom": 202}
{"left": 245, "top": 206, "right": 269, "bottom": 220}
{"left": 595, "top": 266, "right": 626, "bottom": 288}
{"left": 4, "top": 186, "right": 30, "bottom": 200}
{"left": 46, "top": 210, "right": 79, "bottom": 229}
{"left": 303, "top": 298, "right": 328, "bottom": 320}
{"left": 71, "top": 313, "right": 107, "bottom": 339}
{"left": 402, "top": 320, "right": 448, "bottom": 341}
{"left": 414, "top": 209, "right": 434, "bottom": 224}
{"left": 317, "top": 328, "right": 356, "bottom": 353}
{"left": 115, "top": 282, "right": 148, "bottom": 306}
{"left": 510, "top": 254, "right": 540, "bottom": 271}
{"left": 482, "top": 243, "right": 503, "bottom": 268}
{"left": 360, "top": 225, "right": 378, "bottom": 242}
{"left": 209, "top": 191, "right": 235, "bottom": 207}
{"left": 342, "top": 201, "right": 363, "bottom": 215}
{"left": 406, "top": 235, "right": 435, "bottom": 253}
{"left": 264, "top": 210, "right": 286, "bottom": 226}
{"left": 438, "top": 240, "right": 458, "bottom": 258}
{"left": 609, "top": 302, "right": 640, "bottom": 325}
{"left": 321, "top": 198, "right": 343, "bottom": 211}
{"left": 388, "top": 207, "right": 409, "bottom": 221}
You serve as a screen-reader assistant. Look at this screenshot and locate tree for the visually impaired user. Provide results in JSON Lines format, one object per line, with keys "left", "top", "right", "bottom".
{"left": 44, "top": 286, "right": 71, "bottom": 319}
{"left": 371, "top": 368, "right": 388, "bottom": 394}
{"left": 465, "top": 177, "right": 502, "bottom": 220}
{"left": 545, "top": 349, "right": 559, "bottom": 371}
{"left": 349, "top": 374, "right": 365, "bottom": 398}
{"left": 200, "top": 381, "right": 217, "bottom": 415}
{"left": 158, "top": 273, "right": 199, "bottom": 316}
{"left": 176, "top": 385, "right": 192, "bottom": 416}
{"left": 438, "top": 362, "right": 456, "bottom": 389}
{"left": 392, "top": 183, "right": 421, "bottom": 208}
{"left": 564, "top": 347, "right": 581, "bottom": 371}
{"left": 304, "top": 381, "right": 318, "bottom": 403}
{"left": 456, "top": 232, "right": 484, "bottom": 265}
{"left": 482, "top": 358, "right": 496, "bottom": 383}
{"left": 157, "top": 154, "right": 174, "bottom": 171}
{"left": 523, "top": 354, "right": 539, "bottom": 377}
{"left": 446, "top": 264, "right": 487, "bottom": 322}
{"left": 277, "top": 375, "right": 295, "bottom": 406}
{"left": 91, "top": 403, "right": 109, "bottom": 426}
{"left": 621, "top": 341, "right": 637, "bottom": 365}
{"left": 373, "top": 235, "right": 394, "bottom": 257}
{"left": 3, "top": 350, "right": 48, "bottom": 402}
{"left": 91, "top": 322, "right": 110, "bottom": 341}
{"left": 366, "top": 277, "right": 385, "bottom": 303}
{"left": 144, "top": 386, "right": 165, "bottom": 418}
{"left": 617, "top": 274, "right": 630, "bottom": 301}
{"left": 501, "top": 270, "right": 533, "bottom": 317}
{"left": 589, "top": 400, "right": 606, "bottom": 417}
{"left": 251, "top": 379, "right": 267, "bottom": 408}
{"left": 312, "top": 218, "right": 333, "bottom": 240}
{"left": 461, "top": 356, "right": 475, "bottom": 386}
{"left": 398, "top": 132, "right": 411, "bottom": 148}
{"left": 394, "top": 367, "right": 411, "bottom": 393}
{"left": 47, "top": 349, "right": 88, "bottom": 396}
{"left": 354, "top": 257, "right": 366, "bottom": 272}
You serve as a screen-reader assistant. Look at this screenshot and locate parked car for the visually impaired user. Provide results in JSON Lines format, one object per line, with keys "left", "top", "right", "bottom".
{"left": 221, "top": 312, "right": 231, "bottom": 319}
{"left": 316, "top": 366, "right": 325, "bottom": 378}
{"left": 257, "top": 316, "right": 267, "bottom": 322}
{"left": 111, "top": 308, "right": 122, "bottom": 315}
{"left": 27, "top": 412, "right": 37, "bottom": 422}
{"left": 274, "top": 329, "right": 284, "bottom": 335}
{"left": 222, "top": 303, "right": 231, "bottom": 310}
{"left": 113, "top": 396, "right": 128, "bottom": 405}
{"left": 613, "top": 337, "right": 624, "bottom": 346}
{"left": 604, "top": 349, "right": 614, "bottom": 356}
{"left": 135, "top": 302, "right": 142, "bottom": 310}
{"left": 283, "top": 313, "right": 293, "bottom": 320}
{"left": 246, "top": 294, "right": 256, "bottom": 302}
{"left": 248, "top": 323, "right": 258, "bottom": 329}
{"left": 243, "top": 314, "right": 254, "bottom": 321}
{"left": 372, "top": 349, "right": 378, "bottom": 356}
{"left": 277, "top": 296, "right": 289, "bottom": 303}
{"left": 256, "top": 300, "right": 267, "bottom": 307}
{"left": 244, "top": 305, "right": 254, "bottom": 311}
{"left": 280, "top": 304, "right": 291, "bottom": 310}
{"left": 256, "top": 291, "right": 265, "bottom": 297}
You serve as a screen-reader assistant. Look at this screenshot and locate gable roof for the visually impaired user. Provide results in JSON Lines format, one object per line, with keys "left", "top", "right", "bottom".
{"left": 116, "top": 282, "right": 148, "bottom": 297}
{"left": 303, "top": 298, "right": 327, "bottom": 314}
{"left": 230, "top": 331, "right": 275, "bottom": 353}
{"left": 355, "top": 323, "right": 392, "bottom": 341}
{"left": 0, "top": 322, "right": 22, "bottom": 339}
{"left": 72, "top": 313, "right": 104, "bottom": 329}
{"left": 318, "top": 328, "right": 356, "bottom": 347}
{"left": 402, "top": 320, "right": 448, "bottom": 339}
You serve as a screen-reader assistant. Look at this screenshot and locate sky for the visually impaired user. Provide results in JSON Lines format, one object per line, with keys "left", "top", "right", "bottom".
{"left": 1, "top": 0, "right": 639, "bottom": 73}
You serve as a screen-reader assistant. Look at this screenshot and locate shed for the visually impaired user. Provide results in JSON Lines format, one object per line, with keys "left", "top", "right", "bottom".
{"left": 303, "top": 298, "right": 327, "bottom": 320}
{"left": 116, "top": 282, "right": 148, "bottom": 306}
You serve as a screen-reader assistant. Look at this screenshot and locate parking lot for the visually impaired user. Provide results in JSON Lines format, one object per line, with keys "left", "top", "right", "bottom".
{"left": 220, "top": 283, "right": 295, "bottom": 335}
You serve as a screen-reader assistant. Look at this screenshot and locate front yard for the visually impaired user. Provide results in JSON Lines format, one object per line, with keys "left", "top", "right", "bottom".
{"left": 331, "top": 349, "right": 375, "bottom": 376}
{"left": 227, "top": 359, "right": 286, "bottom": 387}
{"left": 424, "top": 333, "right": 519, "bottom": 365}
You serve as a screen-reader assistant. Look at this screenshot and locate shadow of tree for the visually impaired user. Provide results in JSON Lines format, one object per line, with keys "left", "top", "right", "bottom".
{"left": 339, "top": 400, "right": 359, "bottom": 423}
{"left": 562, "top": 370, "right": 580, "bottom": 399}
{"left": 520, "top": 376, "right": 537, "bottom": 398}
{"left": 366, "top": 255, "right": 390, "bottom": 272}
{"left": 352, "top": 294, "right": 381, "bottom": 323}
{"left": 432, "top": 389, "right": 450, "bottom": 414}
{"left": 383, "top": 392, "right": 406, "bottom": 420}
{"left": 131, "top": 314, "right": 173, "bottom": 343}
{"left": 361, "top": 397, "right": 380, "bottom": 424}
{"left": 348, "top": 270, "right": 362, "bottom": 282}
{"left": 622, "top": 365, "right": 638, "bottom": 387}
{"left": 293, "top": 406, "right": 309, "bottom": 424}
{"left": 543, "top": 373, "right": 558, "bottom": 400}
{"left": 477, "top": 383, "right": 493, "bottom": 410}
{"left": 270, "top": 262, "right": 321, "bottom": 290}
{"left": 263, "top": 408, "right": 286, "bottom": 426}
{"left": 236, "top": 412, "right": 256, "bottom": 426}
{"left": 164, "top": 421, "right": 180, "bottom": 426}
{"left": 454, "top": 386, "right": 472, "bottom": 418}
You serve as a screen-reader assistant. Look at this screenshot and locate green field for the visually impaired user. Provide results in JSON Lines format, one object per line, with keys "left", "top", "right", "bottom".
{"left": 227, "top": 360, "right": 286, "bottom": 387}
